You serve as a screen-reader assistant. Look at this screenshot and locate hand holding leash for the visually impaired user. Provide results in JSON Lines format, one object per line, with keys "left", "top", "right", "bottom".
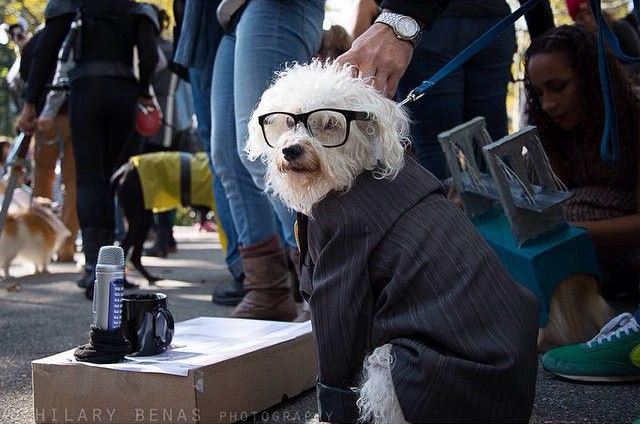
{"left": 336, "top": 22, "right": 414, "bottom": 99}
{"left": 17, "top": 103, "right": 37, "bottom": 135}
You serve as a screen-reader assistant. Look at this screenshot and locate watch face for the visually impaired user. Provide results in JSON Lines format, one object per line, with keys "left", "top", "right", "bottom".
{"left": 397, "top": 16, "right": 419, "bottom": 38}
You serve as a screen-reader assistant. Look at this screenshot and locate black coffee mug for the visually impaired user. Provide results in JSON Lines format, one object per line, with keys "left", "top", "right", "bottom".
{"left": 122, "top": 293, "right": 174, "bottom": 356}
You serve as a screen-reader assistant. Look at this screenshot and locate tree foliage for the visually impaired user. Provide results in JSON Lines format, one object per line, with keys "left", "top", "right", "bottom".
{"left": 1, "top": 0, "right": 45, "bottom": 30}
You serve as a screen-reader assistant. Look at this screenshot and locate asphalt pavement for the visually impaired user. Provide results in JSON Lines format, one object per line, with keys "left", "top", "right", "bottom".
{"left": 1, "top": 226, "right": 638, "bottom": 423}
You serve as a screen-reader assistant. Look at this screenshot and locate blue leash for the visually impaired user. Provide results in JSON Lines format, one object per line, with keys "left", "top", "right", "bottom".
{"left": 400, "top": 0, "right": 640, "bottom": 162}
{"left": 399, "top": 0, "right": 543, "bottom": 106}
{"left": 588, "top": 0, "right": 639, "bottom": 162}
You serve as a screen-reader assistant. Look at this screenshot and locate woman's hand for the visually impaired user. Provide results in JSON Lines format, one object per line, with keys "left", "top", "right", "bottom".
{"left": 18, "top": 103, "right": 37, "bottom": 135}
{"left": 137, "top": 96, "right": 156, "bottom": 108}
{"left": 137, "top": 96, "right": 163, "bottom": 121}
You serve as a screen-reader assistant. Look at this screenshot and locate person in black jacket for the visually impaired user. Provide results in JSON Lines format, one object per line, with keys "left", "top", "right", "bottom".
{"left": 18, "top": 0, "right": 159, "bottom": 294}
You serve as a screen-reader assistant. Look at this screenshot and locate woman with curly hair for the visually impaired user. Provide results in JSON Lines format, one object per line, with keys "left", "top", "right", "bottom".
{"left": 525, "top": 24, "right": 639, "bottom": 297}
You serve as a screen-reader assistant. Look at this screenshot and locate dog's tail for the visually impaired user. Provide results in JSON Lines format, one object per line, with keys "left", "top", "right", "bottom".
{"left": 110, "top": 161, "right": 134, "bottom": 193}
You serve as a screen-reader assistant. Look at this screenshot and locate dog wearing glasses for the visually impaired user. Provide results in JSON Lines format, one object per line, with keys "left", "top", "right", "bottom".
{"left": 246, "top": 62, "right": 539, "bottom": 423}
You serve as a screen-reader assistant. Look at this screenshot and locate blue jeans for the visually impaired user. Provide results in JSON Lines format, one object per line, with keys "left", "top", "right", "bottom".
{"left": 397, "top": 16, "right": 516, "bottom": 180}
{"left": 211, "top": 0, "right": 324, "bottom": 248}
{"left": 190, "top": 67, "right": 243, "bottom": 280}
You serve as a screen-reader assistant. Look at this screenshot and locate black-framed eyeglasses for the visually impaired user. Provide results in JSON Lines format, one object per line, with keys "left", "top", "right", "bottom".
{"left": 258, "top": 108, "right": 371, "bottom": 148}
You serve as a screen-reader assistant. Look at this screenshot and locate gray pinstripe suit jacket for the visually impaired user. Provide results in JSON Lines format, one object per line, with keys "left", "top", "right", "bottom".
{"left": 297, "top": 155, "right": 539, "bottom": 423}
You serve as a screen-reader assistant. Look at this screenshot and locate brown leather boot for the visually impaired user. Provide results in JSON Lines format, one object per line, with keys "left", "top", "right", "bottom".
{"left": 232, "top": 236, "right": 298, "bottom": 321}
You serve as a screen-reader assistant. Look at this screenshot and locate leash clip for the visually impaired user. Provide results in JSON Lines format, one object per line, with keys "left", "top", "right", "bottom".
{"left": 399, "top": 90, "right": 425, "bottom": 106}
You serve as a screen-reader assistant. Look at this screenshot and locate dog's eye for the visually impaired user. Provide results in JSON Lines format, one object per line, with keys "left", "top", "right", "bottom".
{"left": 286, "top": 116, "right": 295, "bottom": 129}
{"left": 324, "top": 117, "right": 338, "bottom": 131}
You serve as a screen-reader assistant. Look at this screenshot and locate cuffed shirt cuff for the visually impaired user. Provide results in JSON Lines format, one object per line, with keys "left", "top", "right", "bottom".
{"left": 316, "top": 381, "right": 359, "bottom": 423}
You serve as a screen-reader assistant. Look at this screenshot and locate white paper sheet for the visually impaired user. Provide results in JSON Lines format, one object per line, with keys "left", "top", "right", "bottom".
{"left": 32, "top": 317, "right": 313, "bottom": 377}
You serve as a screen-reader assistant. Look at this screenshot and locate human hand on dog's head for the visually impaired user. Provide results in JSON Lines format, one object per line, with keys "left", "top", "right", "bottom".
{"left": 335, "top": 21, "right": 414, "bottom": 99}
{"left": 246, "top": 61, "right": 411, "bottom": 214}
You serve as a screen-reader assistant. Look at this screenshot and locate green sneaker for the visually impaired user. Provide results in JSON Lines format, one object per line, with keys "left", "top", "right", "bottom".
{"left": 542, "top": 312, "right": 640, "bottom": 382}
{"left": 632, "top": 344, "right": 640, "bottom": 368}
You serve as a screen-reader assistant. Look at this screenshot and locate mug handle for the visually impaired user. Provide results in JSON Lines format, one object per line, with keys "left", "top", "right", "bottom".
{"left": 153, "top": 308, "right": 174, "bottom": 349}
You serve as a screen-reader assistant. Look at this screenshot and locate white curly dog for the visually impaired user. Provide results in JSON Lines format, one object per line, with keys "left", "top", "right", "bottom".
{"left": 245, "top": 61, "right": 539, "bottom": 423}
{"left": 246, "top": 61, "right": 408, "bottom": 423}
{"left": 246, "top": 61, "right": 408, "bottom": 216}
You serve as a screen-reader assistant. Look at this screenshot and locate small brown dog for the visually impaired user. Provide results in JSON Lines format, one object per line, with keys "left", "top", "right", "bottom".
{"left": 0, "top": 196, "right": 70, "bottom": 278}
{"left": 537, "top": 274, "right": 613, "bottom": 351}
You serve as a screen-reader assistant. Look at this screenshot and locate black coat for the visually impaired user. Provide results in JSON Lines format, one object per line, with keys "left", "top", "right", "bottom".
{"left": 297, "top": 156, "right": 540, "bottom": 423}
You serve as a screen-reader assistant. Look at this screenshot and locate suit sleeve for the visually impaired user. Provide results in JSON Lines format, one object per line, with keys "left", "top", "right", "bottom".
{"left": 370, "top": 196, "right": 540, "bottom": 422}
{"left": 380, "top": 0, "right": 450, "bottom": 29}
{"left": 135, "top": 17, "right": 159, "bottom": 98}
{"left": 307, "top": 219, "right": 375, "bottom": 423}
{"left": 24, "top": 14, "right": 73, "bottom": 105}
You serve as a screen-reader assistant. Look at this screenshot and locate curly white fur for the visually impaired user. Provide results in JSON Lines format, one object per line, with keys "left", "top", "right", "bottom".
{"left": 246, "top": 61, "right": 410, "bottom": 214}
{"left": 356, "top": 344, "right": 407, "bottom": 424}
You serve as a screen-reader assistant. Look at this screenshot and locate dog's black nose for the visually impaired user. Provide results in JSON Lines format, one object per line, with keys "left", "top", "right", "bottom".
{"left": 282, "top": 145, "right": 303, "bottom": 162}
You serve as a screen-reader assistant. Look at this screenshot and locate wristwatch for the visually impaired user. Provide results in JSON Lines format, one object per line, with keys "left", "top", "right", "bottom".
{"left": 374, "top": 11, "right": 421, "bottom": 46}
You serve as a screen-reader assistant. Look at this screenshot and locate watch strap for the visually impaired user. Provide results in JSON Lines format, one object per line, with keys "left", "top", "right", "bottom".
{"left": 375, "top": 11, "right": 421, "bottom": 46}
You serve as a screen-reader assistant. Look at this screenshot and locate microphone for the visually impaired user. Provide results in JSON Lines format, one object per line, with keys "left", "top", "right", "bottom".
{"left": 92, "top": 246, "right": 125, "bottom": 330}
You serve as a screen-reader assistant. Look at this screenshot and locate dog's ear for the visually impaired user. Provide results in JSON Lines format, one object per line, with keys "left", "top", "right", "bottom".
{"left": 369, "top": 96, "right": 410, "bottom": 178}
{"left": 245, "top": 110, "right": 269, "bottom": 162}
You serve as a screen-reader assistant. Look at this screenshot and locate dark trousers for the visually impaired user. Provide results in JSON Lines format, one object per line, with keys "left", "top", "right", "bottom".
{"left": 397, "top": 15, "right": 516, "bottom": 179}
{"left": 69, "top": 77, "right": 138, "bottom": 232}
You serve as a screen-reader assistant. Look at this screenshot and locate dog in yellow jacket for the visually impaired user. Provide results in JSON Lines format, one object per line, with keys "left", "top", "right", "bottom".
{"left": 111, "top": 151, "right": 224, "bottom": 283}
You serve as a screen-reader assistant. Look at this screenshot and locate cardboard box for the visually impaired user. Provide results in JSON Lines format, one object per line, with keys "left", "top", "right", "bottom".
{"left": 32, "top": 318, "right": 317, "bottom": 423}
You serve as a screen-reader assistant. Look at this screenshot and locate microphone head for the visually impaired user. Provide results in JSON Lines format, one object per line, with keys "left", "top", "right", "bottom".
{"left": 97, "top": 245, "right": 124, "bottom": 266}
